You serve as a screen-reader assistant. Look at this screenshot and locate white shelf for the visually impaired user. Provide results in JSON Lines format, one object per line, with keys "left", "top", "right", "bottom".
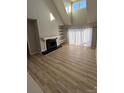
{"left": 59, "top": 25, "right": 66, "bottom": 45}
{"left": 59, "top": 39, "right": 65, "bottom": 44}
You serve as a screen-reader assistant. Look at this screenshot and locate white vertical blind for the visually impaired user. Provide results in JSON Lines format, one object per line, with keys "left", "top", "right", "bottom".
{"left": 68, "top": 28, "right": 92, "bottom": 47}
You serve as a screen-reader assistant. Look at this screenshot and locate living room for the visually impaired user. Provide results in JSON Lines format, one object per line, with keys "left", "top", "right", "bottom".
{"left": 1, "top": 0, "right": 124, "bottom": 93}
{"left": 27, "top": 0, "right": 97, "bottom": 93}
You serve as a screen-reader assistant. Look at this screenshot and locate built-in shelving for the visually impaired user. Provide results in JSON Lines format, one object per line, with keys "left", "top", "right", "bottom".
{"left": 58, "top": 25, "right": 67, "bottom": 45}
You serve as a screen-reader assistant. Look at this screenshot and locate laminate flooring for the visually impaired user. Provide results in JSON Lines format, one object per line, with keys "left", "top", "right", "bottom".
{"left": 27, "top": 45, "right": 97, "bottom": 93}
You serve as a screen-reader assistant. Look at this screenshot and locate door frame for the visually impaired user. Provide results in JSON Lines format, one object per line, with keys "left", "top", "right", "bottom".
{"left": 27, "top": 18, "right": 41, "bottom": 55}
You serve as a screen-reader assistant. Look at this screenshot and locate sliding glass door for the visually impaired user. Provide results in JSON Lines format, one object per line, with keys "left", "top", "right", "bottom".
{"left": 68, "top": 28, "right": 92, "bottom": 47}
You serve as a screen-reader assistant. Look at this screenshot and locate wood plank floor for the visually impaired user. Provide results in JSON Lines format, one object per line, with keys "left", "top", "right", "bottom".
{"left": 27, "top": 45, "right": 97, "bottom": 93}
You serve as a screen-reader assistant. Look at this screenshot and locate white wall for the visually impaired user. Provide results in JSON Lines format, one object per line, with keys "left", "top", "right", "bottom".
{"left": 71, "top": 0, "right": 97, "bottom": 25}
{"left": 87, "top": 0, "right": 97, "bottom": 23}
{"left": 71, "top": 0, "right": 87, "bottom": 25}
{"left": 72, "top": 9, "right": 87, "bottom": 25}
{"left": 27, "top": 0, "right": 63, "bottom": 51}
{"left": 44, "top": 0, "right": 64, "bottom": 25}
{"left": 62, "top": 0, "right": 72, "bottom": 24}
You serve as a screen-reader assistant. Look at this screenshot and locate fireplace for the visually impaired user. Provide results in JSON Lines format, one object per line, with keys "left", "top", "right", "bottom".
{"left": 41, "top": 36, "right": 62, "bottom": 55}
{"left": 46, "top": 38, "right": 57, "bottom": 52}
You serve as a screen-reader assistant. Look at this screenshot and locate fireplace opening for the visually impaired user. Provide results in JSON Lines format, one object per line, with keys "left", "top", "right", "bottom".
{"left": 46, "top": 38, "right": 57, "bottom": 52}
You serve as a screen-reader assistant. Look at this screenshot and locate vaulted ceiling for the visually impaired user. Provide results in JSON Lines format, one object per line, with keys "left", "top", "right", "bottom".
{"left": 52, "top": 0, "right": 72, "bottom": 25}
{"left": 51, "top": 0, "right": 97, "bottom": 26}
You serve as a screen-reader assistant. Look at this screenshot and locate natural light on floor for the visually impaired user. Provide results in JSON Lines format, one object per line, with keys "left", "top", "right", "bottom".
{"left": 68, "top": 28, "right": 92, "bottom": 47}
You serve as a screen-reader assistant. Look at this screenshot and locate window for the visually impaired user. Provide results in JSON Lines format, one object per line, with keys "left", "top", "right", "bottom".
{"left": 72, "top": 0, "right": 86, "bottom": 12}
{"left": 65, "top": 4, "right": 71, "bottom": 14}
{"left": 49, "top": 13, "right": 55, "bottom": 21}
{"left": 80, "top": 0, "right": 86, "bottom": 9}
{"left": 73, "top": 2, "right": 79, "bottom": 12}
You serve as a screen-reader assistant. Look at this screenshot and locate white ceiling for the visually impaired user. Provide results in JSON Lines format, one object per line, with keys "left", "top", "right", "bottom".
{"left": 52, "top": 0, "right": 72, "bottom": 25}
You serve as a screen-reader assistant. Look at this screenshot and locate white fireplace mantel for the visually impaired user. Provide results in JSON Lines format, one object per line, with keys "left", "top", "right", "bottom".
{"left": 40, "top": 35, "right": 60, "bottom": 41}
{"left": 40, "top": 35, "right": 60, "bottom": 52}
